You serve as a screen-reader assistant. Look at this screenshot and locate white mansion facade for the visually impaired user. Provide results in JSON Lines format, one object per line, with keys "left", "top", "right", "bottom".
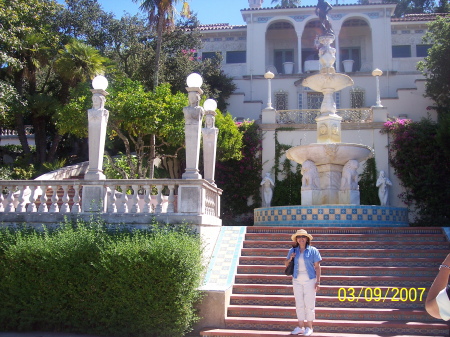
{"left": 196, "top": 0, "right": 441, "bottom": 211}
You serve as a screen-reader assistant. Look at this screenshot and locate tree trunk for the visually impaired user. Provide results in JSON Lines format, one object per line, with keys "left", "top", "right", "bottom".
{"left": 153, "top": 17, "right": 165, "bottom": 88}
{"left": 149, "top": 133, "right": 156, "bottom": 179}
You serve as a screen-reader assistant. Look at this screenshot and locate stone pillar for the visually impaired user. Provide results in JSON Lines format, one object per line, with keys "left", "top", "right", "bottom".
{"left": 202, "top": 111, "right": 219, "bottom": 186}
{"left": 85, "top": 89, "right": 109, "bottom": 181}
{"left": 182, "top": 87, "right": 204, "bottom": 179}
{"left": 83, "top": 80, "right": 109, "bottom": 213}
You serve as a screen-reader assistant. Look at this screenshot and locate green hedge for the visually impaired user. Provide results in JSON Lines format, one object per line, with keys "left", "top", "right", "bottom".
{"left": 0, "top": 221, "right": 204, "bottom": 336}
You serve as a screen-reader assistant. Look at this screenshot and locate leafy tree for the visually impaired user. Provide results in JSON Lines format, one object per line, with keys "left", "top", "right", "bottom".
{"left": 390, "top": 0, "right": 436, "bottom": 17}
{"left": 359, "top": 157, "right": 380, "bottom": 206}
{"left": 57, "top": 0, "right": 116, "bottom": 52}
{"left": 0, "top": 0, "right": 62, "bottom": 163}
{"left": 381, "top": 118, "right": 450, "bottom": 225}
{"left": 417, "top": 16, "right": 450, "bottom": 112}
{"left": 216, "top": 121, "right": 262, "bottom": 224}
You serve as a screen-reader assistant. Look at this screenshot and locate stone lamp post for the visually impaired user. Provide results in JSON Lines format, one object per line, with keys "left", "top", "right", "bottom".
{"left": 264, "top": 71, "right": 275, "bottom": 109}
{"left": 372, "top": 68, "right": 383, "bottom": 107}
{"left": 202, "top": 98, "right": 219, "bottom": 186}
{"left": 83, "top": 75, "right": 109, "bottom": 212}
{"left": 182, "top": 73, "right": 205, "bottom": 179}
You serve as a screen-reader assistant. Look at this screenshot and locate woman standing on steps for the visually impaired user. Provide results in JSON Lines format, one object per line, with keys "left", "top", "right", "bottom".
{"left": 285, "top": 229, "right": 322, "bottom": 336}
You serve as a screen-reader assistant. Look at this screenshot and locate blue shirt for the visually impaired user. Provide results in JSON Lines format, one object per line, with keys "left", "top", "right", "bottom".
{"left": 286, "top": 245, "right": 322, "bottom": 279}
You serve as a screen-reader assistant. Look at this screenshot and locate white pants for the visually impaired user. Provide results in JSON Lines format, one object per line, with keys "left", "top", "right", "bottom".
{"left": 293, "top": 272, "right": 316, "bottom": 322}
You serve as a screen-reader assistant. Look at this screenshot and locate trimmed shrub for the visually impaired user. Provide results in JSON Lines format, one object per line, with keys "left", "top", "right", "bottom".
{"left": 0, "top": 221, "right": 204, "bottom": 337}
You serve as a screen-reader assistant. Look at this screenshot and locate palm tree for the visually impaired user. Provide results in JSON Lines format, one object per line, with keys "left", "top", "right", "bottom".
{"left": 55, "top": 39, "right": 108, "bottom": 95}
{"left": 271, "top": 0, "right": 301, "bottom": 6}
{"left": 133, "top": 0, "right": 181, "bottom": 88}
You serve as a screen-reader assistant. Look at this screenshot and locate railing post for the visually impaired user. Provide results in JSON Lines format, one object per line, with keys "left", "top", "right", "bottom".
{"left": 72, "top": 184, "right": 81, "bottom": 214}
{"left": 16, "top": 185, "right": 27, "bottom": 212}
{"left": 130, "top": 184, "right": 140, "bottom": 213}
{"left": 38, "top": 185, "right": 49, "bottom": 213}
{"left": 27, "top": 185, "right": 38, "bottom": 213}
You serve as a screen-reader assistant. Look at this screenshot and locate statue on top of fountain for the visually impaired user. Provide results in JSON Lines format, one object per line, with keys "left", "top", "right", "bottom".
{"left": 314, "top": 0, "right": 336, "bottom": 74}
{"left": 315, "top": 0, "right": 334, "bottom": 36}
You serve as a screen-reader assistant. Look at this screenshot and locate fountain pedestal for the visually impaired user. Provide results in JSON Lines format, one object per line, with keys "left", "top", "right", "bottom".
{"left": 284, "top": 34, "right": 373, "bottom": 206}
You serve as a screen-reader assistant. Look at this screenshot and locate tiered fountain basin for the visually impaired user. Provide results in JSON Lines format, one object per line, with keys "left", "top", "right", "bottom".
{"left": 286, "top": 142, "right": 372, "bottom": 165}
{"left": 254, "top": 205, "right": 409, "bottom": 227}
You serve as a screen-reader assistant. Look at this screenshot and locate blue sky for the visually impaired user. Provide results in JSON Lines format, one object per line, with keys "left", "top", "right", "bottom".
{"left": 55, "top": 0, "right": 330, "bottom": 26}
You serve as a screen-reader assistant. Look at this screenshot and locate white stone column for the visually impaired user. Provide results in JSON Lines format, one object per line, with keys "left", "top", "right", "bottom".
{"left": 183, "top": 74, "right": 205, "bottom": 179}
{"left": 297, "top": 35, "right": 303, "bottom": 74}
{"left": 85, "top": 90, "right": 109, "bottom": 180}
{"left": 202, "top": 100, "right": 219, "bottom": 186}
{"left": 83, "top": 76, "right": 109, "bottom": 213}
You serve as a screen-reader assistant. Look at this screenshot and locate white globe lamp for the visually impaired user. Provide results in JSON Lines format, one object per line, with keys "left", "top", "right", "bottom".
{"left": 186, "top": 73, "right": 203, "bottom": 88}
{"left": 203, "top": 99, "right": 217, "bottom": 112}
{"left": 92, "top": 75, "right": 108, "bottom": 90}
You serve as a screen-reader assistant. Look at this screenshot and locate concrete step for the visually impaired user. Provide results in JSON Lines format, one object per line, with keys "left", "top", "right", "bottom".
{"left": 245, "top": 233, "right": 447, "bottom": 242}
{"left": 232, "top": 284, "right": 429, "bottom": 299}
{"left": 239, "top": 256, "right": 443, "bottom": 267}
{"left": 227, "top": 305, "right": 438, "bottom": 322}
{"left": 234, "top": 274, "right": 435, "bottom": 287}
{"left": 241, "top": 248, "right": 449, "bottom": 258}
{"left": 222, "top": 317, "right": 448, "bottom": 336}
{"left": 243, "top": 240, "right": 449, "bottom": 250}
{"left": 201, "top": 329, "right": 447, "bottom": 337}
{"left": 236, "top": 265, "right": 437, "bottom": 277}
{"left": 230, "top": 293, "right": 428, "bottom": 309}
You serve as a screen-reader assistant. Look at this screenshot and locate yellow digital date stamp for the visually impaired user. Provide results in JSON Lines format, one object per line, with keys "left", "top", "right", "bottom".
{"left": 338, "top": 287, "right": 426, "bottom": 302}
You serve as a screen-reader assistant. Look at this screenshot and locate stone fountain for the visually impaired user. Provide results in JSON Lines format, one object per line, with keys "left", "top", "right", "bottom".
{"left": 286, "top": 34, "right": 372, "bottom": 206}
{"left": 254, "top": 8, "right": 408, "bottom": 227}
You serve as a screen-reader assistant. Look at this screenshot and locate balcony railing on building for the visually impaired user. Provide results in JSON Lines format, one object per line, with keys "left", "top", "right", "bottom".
{"left": 276, "top": 108, "right": 373, "bottom": 124}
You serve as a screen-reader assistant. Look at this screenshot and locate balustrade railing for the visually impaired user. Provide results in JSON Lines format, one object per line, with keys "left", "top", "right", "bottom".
{"left": 0, "top": 179, "right": 221, "bottom": 219}
{"left": 1, "top": 125, "right": 34, "bottom": 136}
{"left": 276, "top": 108, "right": 373, "bottom": 124}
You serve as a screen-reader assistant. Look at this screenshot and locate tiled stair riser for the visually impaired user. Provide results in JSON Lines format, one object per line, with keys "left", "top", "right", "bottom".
{"left": 224, "top": 320, "right": 446, "bottom": 336}
{"left": 234, "top": 274, "right": 434, "bottom": 287}
{"left": 230, "top": 295, "right": 428, "bottom": 309}
{"left": 227, "top": 307, "right": 437, "bottom": 321}
{"left": 237, "top": 265, "right": 437, "bottom": 277}
{"left": 240, "top": 257, "right": 443, "bottom": 267}
{"left": 241, "top": 248, "right": 449, "bottom": 258}
{"left": 243, "top": 241, "right": 449, "bottom": 249}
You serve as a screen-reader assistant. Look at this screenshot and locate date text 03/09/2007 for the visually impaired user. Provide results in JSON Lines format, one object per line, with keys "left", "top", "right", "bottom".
{"left": 338, "top": 287, "right": 426, "bottom": 302}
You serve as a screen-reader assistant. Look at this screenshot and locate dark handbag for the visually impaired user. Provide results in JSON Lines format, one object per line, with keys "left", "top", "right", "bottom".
{"left": 285, "top": 258, "right": 295, "bottom": 276}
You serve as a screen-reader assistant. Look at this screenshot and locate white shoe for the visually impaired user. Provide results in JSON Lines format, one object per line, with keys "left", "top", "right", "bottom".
{"left": 291, "top": 326, "right": 305, "bottom": 335}
{"left": 304, "top": 327, "right": 313, "bottom": 336}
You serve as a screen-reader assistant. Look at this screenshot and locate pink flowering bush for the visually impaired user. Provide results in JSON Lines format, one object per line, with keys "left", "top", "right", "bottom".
{"left": 381, "top": 117, "right": 450, "bottom": 225}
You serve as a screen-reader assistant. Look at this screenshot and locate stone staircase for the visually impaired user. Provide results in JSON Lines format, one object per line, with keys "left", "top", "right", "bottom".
{"left": 201, "top": 227, "right": 449, "bottom": 337}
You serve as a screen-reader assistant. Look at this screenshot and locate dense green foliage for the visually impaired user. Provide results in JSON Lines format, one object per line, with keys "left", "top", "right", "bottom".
{"left": 381, "top": 118, "right": 450, "bottom": 225}
{"left": 0, "top": 0, "right": 237, "bottom": 174}
{"left": 418, "top": 16, "right": 450, "bottom": 111}
{"left": 0, "top": 221, "right": 204, "bottom": 336}
{"left": 215, "top": 121, "right": 262, "bottom": 224}
{"left": 272, "top": 159, "right": 302, "bottom": 207}
{"left": 359, "top": 157, "right": 380, "bottom": 206}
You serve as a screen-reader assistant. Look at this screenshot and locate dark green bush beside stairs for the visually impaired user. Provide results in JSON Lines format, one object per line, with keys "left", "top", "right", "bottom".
{"left": 0, "top": 222, "right": 205, "bottom": 337}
